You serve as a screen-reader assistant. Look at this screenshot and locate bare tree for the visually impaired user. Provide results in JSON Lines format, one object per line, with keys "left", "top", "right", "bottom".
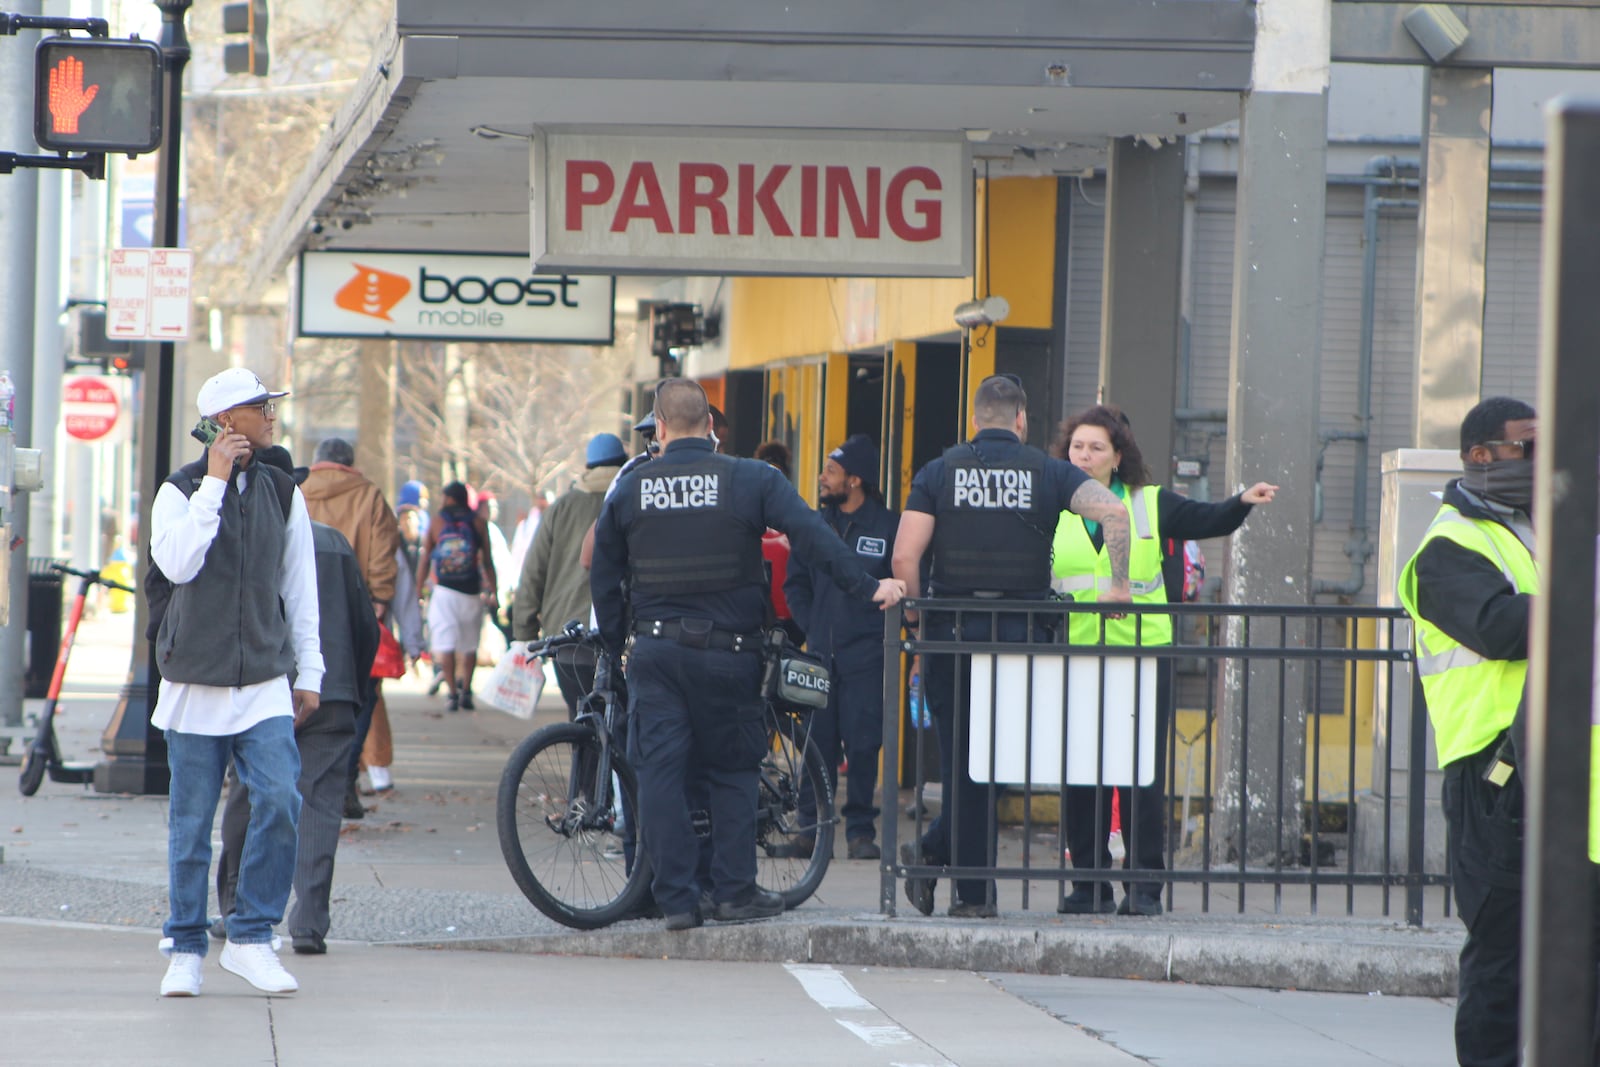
{"left": 393, "top": 320, "right": 638, "bottom": 501}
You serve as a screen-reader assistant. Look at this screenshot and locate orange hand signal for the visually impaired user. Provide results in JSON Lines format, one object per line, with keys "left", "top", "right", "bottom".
{"left": 48, "top": 56, "right": 100, "bottom": 135}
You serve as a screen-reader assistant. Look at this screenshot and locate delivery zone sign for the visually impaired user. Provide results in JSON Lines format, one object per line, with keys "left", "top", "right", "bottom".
{"left": 531, "top": 128, "right": 972, "bottom": 277}
{"left": 297, "top": 252, "right": 615, "bottom": 343}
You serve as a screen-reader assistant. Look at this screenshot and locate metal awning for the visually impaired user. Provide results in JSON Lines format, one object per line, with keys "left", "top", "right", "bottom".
{"left": 252, "top": 0, "right": 1254, "bottom": 291}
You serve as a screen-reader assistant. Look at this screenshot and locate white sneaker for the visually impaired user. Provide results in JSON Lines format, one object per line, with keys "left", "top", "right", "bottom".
{"left": 160, "top": 953, "right": 204, "bottom": 997}
{"left": 220, "top": 940, "right": 299, "bottom": 994}
{"left": 367, "top": 765, "right": 393, "bottom": 792}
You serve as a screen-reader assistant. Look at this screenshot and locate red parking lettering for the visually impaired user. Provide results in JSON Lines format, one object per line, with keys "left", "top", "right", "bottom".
{"left": 826, "top": 166, "right": 879, "bottom": 239}
{"left": 678, "top": 162, "right": 730, "bottom": 235}
{"left": 738, "top": 163, "right": 793, "bottom": 237}
{"left": 886, "top": 166, "right": 941, "bottom": 242}
{"left": 612, "top": 162, "right": 674, "bottom": 233}
{"left": 565, "top": 160, "right": 614, "bottom": 231}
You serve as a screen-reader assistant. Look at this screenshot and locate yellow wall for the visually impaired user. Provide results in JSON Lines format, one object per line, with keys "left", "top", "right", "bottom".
{"left": 728, "top": 176, "right": 1058, "bottom": 365}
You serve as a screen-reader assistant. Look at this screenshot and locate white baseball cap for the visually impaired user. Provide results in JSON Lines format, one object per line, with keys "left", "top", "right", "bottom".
{"left": 195, "top": 367, "right": 289, "bottom": 418}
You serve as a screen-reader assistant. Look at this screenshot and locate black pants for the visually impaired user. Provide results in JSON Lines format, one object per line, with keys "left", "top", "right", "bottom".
{"left": 919, "top": 610, "right": 1039, "bottom": 908}
{"left": 1064, "top": 661, "right": 1173, "bottom": 904}
{"left": 626, "top": 636, "right": 764, "bottom": 917}
{"left": 1443, "top": 747, "right": 1524, "bottom": 1067}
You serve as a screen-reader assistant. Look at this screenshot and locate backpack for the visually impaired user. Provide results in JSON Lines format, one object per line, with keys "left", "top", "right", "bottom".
{"left": 144, "top": 459, "right": 295, "bottom": 641}
{"left": 430, "top": 507, "right": 480, "bottom": 583}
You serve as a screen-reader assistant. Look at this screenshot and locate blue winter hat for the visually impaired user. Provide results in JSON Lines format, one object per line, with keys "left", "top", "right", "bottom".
{"left": 585, "top": 432, "right": 627, "bottom": 468}
{"left": 398, "top": 480, "right": 425, "bottom": 510}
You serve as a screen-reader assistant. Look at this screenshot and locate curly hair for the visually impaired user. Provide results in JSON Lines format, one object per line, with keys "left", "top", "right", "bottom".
{"left": 1050, "top": 405, "right": 1149, "bottom": 488}
{"left": 754, "top": 440, "right": 791, "bottom": 479}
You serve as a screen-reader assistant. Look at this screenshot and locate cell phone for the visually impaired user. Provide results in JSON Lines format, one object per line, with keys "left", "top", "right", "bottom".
{"left": 191, "top": 416, "right": 223, "bottom": 447}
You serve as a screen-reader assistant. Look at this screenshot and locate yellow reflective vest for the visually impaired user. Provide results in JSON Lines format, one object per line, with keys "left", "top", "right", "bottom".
{"left": 1051, "top": 483, "right": 1171, "bottom": 646}
{"left": 1397, "top": 505, "right": 1539, "bottom": 768}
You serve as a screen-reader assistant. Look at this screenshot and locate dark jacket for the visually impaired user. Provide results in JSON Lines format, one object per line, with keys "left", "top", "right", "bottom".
{"left": 304, "top": 522, "right": 382, "bottom": 718}
{"left": 591, "top": 437, "right": 879, "bottom": 654}
{"left": 1410, "top": 479, "right": 1533, "bottom": 764}
{"left": 784, "top": 496, "right": 899, "bottom": 673}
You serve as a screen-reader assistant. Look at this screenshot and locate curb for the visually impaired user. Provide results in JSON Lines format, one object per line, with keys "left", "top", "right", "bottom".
{"left": 410, "top": 913, "right": 1463, "bottom": 998}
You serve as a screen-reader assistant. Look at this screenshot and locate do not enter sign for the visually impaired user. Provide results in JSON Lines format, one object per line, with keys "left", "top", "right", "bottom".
{"left": 64, "top": 377, "right": 120, "bottom": 441}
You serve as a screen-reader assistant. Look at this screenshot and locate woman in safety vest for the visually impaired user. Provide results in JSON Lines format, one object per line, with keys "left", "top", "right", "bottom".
{"left": 1051, "top": 405, "right": 1277, "bottom": 916}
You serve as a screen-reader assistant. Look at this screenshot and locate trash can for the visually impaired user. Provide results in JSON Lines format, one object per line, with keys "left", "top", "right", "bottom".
{"left": 25, "top": 558, "right": 65, "bottom": 699}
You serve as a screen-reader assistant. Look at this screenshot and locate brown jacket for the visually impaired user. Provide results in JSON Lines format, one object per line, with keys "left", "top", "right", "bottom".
{"left": 299, "top": 462, "right": 400, "bottom": 603}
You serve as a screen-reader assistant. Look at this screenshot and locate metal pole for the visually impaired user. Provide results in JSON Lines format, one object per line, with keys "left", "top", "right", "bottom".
{"left": 0, "top": 0, "right": 42, "bottom": 728}
{"left": 95, "top": 0, "right": 189, "bottom": 794}
{"left": 1522, "top": 95, "right": 1600, "bottom": 1067}
{"left": 31, "top": 168, "right": 67, "bottom": 561}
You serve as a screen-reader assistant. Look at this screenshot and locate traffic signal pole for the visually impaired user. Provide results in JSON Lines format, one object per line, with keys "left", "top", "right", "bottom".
{"left": 0, "top": 0, "right": 39, "bottom": 729}
{"left": 94, "top": 0, "right": 188, "bottom": 794}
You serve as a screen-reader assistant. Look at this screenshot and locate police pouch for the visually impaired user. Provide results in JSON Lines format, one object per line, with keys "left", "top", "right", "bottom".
{"left": 763, "top": 629, "right": 831, "bottom": 711}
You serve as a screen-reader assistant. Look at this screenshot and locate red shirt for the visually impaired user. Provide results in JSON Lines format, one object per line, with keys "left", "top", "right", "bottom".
{"left": 762, "top": 530, "right": 792, "bottom": 619}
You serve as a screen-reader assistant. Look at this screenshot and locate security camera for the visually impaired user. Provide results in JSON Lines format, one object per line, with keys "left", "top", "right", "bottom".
{"left": 954, "top": 296, "right": 1010, "bottom": 330}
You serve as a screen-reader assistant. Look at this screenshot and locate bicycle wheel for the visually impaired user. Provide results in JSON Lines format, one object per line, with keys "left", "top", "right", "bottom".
{"left": 755, "top": 709, "right": 834, "bottom": 909}
{"left": 496, "top": 722, "right": 652, "bottom": 929}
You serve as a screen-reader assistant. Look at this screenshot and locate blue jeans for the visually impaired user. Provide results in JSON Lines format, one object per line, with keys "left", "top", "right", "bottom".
{"left": 165, "top": 716, "right": 301, "bottom": 954}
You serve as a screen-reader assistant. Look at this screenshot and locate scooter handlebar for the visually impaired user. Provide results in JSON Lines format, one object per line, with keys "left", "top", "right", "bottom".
{"left": 49, "top": 561, "right": 136, "bottom": 594}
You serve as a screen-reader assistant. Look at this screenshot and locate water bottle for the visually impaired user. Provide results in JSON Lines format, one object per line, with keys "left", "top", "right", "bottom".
{"left": 909, "top": 671, "right": 931, "bottom": 729}
{"left": 0, "top": 371, "right": 14, "bottom": 432}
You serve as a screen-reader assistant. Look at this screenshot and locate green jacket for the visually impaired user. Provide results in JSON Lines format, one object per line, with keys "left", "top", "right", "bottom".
{"left": 512, "top": 465, "right": 619, "bottom": 640}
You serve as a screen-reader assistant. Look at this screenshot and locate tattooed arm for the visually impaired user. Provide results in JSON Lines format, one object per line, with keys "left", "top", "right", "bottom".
{"left": 1067, "top": 479, "right": 1132, "bottom": 605}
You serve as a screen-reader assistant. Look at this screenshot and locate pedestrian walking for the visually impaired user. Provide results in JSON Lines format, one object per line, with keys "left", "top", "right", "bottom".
{"left": 151, "top": 368, "right": 321, "bottom": 997}
{"left": 417, "top": 481, "right": 498, "bottom": 710}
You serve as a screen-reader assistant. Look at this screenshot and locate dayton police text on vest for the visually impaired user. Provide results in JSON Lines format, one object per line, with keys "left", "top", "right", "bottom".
{"left": 640, "top": 474, "right": 721, "bottom": 510}
{"left": 953, "top": 468, "right": 1033, "bottom": 509}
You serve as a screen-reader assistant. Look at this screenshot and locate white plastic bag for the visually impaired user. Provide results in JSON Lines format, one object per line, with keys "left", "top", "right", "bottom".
{"left": 482, "top": 642, "right": 545, "bottom": 719}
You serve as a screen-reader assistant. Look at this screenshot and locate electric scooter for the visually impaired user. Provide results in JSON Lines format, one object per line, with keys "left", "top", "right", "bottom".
{"left": 18, "top": 563, "right": 135, "bottom": 796}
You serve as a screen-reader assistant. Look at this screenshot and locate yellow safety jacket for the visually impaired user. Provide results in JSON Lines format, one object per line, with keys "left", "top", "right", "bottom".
{"left": 1051, "top": 483, "right": 1171, "bottom": 646}
{"left": 1397, "top": 505, "right": 1539, "bottom": 768}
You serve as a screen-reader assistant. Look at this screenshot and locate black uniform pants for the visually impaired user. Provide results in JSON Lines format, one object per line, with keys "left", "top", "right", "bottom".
{"left": 1442, "top": 746, "right": 1524, "bottom": 1067}
{"left": 552, "top": 645, "right": 598, "bottom": 722}
{"left": 1064, "top": 660, "right": 1173, "bottom": 904}
{"left": 799, "top": 657, "right": 886, "bottom": 845}
{"left": 626, "top": 636, "right": 764, "bottom": 917}
{"left": 919, "top": 610, "right": 1038, "bottom": 908}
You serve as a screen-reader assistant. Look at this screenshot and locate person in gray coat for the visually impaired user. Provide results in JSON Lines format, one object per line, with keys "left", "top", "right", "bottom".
{"left": 216, "top": 517, "right": 381, "bottom": 955}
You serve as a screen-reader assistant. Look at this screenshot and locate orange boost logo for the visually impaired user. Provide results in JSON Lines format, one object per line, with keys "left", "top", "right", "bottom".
{"left": 334, "top": 264, "right": 410, "bottom": 321}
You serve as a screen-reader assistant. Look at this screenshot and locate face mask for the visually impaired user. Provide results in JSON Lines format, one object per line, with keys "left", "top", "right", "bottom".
{"left": 1462, "top": 458, "right": 1534, "bottom": 510}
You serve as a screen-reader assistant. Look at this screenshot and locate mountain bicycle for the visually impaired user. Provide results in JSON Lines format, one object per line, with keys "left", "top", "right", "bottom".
{"left": 495, "top": 624, "right": 835, "bottom": 929}
{"left": 19, "top": 563, "right": 136, "bottom": 796}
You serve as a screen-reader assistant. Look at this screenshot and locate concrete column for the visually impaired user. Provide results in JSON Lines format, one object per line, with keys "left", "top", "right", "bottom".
{"left": 1097, "top": 136, "right": 1184, "bottom": 485}
{"left": 356, "top": 339, "right": 396, "bottom": 499}
{"left": 0, "top": 1, "right": 42, "bottom": 728}
{"left": 1411, "top": 68, "right": 1493, "bottom": 449}
{"left": 1213, "top": 0, "right": 1330, "bottom": 867}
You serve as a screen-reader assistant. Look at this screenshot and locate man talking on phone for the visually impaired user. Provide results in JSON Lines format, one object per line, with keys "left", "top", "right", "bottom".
{"left": 151, "top": 368, "right": 323, "bottom": 998}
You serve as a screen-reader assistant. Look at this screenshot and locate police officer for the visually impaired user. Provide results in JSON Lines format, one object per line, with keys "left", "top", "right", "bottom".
{"left": 1398, "top": 396, "right": 1537, "bottom": 1067}
{"left": 890, "top": 374, "right": 1132, "bottom": 918}
{"left": 591, "top": 379, "right": 906, "bottom": 931}
{"left": 784, "top": 433, "right": 900, "bottom": 860}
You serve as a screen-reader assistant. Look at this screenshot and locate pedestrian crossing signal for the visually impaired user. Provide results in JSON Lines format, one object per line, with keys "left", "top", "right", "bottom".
{"left": 33, "top": 36, "right": 163, "bottom": 154}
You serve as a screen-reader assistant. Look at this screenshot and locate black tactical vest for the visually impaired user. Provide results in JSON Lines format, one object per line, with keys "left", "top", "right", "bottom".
{"left": 930, "top": 441, "right": 1053, "bottom": 595}
{"left": 624, "top": 453, "right": 766, "bottom": 596}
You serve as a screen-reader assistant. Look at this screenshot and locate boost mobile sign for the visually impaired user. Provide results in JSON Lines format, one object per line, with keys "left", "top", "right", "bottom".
{"left": 296, "top": 251, "right": 615, "bottom": 343}
{"left": 531, "top": 128, "right": 972, "bottom": 277}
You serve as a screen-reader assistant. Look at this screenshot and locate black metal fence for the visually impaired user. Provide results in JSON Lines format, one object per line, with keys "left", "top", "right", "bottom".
{"left": 879, "top": 598, "right": 1452, "bottom": 926}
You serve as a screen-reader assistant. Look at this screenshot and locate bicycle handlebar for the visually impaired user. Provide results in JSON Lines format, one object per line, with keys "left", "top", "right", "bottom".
{"left": 521, "top": 624, "right": 603, "bottom": 661}
{"left": 50, "top": 561, "right": 136, "bottom": 594}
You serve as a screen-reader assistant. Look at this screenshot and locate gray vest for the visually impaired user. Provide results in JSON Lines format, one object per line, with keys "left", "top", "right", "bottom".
{"left": 155, "top": 463, "right": 296, "bottom": 687}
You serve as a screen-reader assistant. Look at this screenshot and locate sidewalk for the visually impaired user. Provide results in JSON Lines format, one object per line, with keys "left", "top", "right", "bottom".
{"left": 0, "top": 609, "right": 1465, "bottom": 998}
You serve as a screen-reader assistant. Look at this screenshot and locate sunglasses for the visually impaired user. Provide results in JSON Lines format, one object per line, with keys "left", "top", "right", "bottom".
{"left": 1481, "top": 438, "right": 1534, "bottom": 460}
